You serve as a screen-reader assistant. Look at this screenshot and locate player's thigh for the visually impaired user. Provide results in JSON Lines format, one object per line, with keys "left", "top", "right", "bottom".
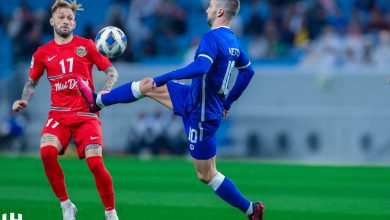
{"left": 193, "top": 156, "right": 217, "bottom": 173}
{"left": 40, "top": 117, "right": 72, "bottom": 153}
{"left": 40, "top": 133, "right": 62, "bottom": 152}
{"left": 73, "top": 118, "right": 103, "bottom": 159}
{"left": 84, "top": 143, "right": 103, "bottom": 158}
{"left": 140, "top": 78, "right": 173, "bottom": 110}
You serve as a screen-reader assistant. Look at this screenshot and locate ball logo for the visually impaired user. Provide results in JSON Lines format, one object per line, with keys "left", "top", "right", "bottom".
{"left": 2, "top": 213, "right": 22, "bottom": 220}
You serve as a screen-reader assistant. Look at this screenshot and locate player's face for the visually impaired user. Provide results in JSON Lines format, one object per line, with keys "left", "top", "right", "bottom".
{"left": 50, "top": 8, "right": 76, "bottom": 38}
{"left": 206, "top": 0, "right": 218, "bottom": 26}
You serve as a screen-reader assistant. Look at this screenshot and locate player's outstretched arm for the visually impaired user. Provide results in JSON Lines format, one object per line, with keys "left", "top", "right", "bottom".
{"left": 101, "top": 66, "right": 119, "bottom": 93}
{"left": 12, "top": 77, "right": 39, "bottom": 112}
{"left": 153, "top": 56, "right": 212, "bottom": 87}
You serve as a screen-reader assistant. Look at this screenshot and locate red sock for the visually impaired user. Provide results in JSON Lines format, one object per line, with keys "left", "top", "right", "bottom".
{"left": 86, "top": 156, "right": 115, "bottom": 211}
{"left": 40, "top": 146, "right": 69, "bottom": 202}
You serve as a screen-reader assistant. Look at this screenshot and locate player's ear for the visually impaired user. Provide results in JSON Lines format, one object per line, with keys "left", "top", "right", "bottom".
{"left": 49, "top": 17, "right": 54, "bottom": 27}
{"left": 217, "top": 8, "right": 224, "bottom": 17}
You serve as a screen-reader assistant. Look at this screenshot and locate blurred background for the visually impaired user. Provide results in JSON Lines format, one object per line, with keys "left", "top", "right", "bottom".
{"left": 1, "top": 0, "right": 390, "bottom": 163}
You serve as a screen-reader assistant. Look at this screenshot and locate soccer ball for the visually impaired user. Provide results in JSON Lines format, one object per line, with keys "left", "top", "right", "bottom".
{"left": 95, "top": 26, "right": 127, "bottom": 58}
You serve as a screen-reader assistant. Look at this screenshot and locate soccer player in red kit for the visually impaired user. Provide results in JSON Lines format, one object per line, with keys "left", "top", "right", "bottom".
{"left": 12, "top": 1, "right": 119, "bottom": 219}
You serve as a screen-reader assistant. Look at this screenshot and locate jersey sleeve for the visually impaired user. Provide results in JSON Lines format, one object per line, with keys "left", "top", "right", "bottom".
{"left": 235, "top": 45, "right": 251, "bottom": 69}
{"left": 196, "top": 33, "right": 218, "bottom": 64}
{"left": 29, "top": 49, "right": 45, "bottom": 81}
{"left": 87, "top": 39, "right": 112, "bottom": 71}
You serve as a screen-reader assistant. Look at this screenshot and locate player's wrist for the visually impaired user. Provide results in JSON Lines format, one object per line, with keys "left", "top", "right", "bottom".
{"left": 222, "top": 101, "right": 232, "bottom": 111}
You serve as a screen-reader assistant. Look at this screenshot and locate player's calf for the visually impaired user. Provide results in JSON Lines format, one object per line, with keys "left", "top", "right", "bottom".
{"left": 86, "top": 156, "right": 116, "bottom": 212}
{"left": 40, "top": 146, "right": 69, "bottom": 202}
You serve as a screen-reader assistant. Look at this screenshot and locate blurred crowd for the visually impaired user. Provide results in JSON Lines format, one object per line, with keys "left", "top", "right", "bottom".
{"left": 126, "top": 108, "right": 188, "bottom": 156}
{"left": 1, "top": 0, "right": 390, "bottom": 69}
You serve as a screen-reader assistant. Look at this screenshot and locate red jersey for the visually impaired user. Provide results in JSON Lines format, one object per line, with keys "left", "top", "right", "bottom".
{"left": 30, "top": 36, "right": 111, "bottom": 115}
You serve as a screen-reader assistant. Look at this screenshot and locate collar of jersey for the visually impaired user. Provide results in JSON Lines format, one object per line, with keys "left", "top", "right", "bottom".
{"left": 212, "top": 26, "right": 230, "bottom": 30}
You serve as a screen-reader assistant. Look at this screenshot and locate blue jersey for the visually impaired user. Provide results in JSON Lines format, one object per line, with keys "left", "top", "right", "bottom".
{"left": 187, "top": 26, "right": 251, "bottom": 122}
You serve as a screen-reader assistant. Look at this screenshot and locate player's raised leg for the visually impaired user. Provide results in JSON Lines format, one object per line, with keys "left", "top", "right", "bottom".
{"left": 77, "top": 78, "right": 143, "bottom": 112}
{"left": 40, "top": 133, "right": 77, "bottom": 220}
{"left": 77, "top": 77, "right": 173, "bottom": 111}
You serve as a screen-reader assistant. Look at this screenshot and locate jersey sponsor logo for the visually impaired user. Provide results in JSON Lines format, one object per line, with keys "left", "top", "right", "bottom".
{"left": 54, "top": 78, "right": 78, "bottom": 91}
{"left": 48, "top": 55, "right": 57, "bottom": 61}
{"left": 90, "top": 136, "right": 100, "bottom": 140}
{"left": 228, "top": 48, "right": 240, "bottom": 57}
{"left": 76, "top": 46, "right": 87, "bottom": 57}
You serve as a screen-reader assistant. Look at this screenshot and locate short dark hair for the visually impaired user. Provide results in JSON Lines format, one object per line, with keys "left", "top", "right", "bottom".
{"left": 216, "top": 0, "right": 240, "bottom": 19}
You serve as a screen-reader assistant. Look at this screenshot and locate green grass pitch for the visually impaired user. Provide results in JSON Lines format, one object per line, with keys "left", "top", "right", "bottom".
{"left": 0, "top": 155, "right": 389, "bottom": 220}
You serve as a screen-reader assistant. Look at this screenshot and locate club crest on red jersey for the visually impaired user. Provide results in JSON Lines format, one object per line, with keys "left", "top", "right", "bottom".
{"left": 76, "top": 46, "right": 87, "bottom": 57}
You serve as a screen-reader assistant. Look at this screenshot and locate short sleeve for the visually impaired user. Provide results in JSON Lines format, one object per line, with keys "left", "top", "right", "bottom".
{"left": 29, "top": 49, "right": 45, "bottom": 81}
{"left": 87, "top": 39, "right": 112, "bottom": 71}
{"left": 235, "top": 45, "right": 251, "bottom": 69}
{"left": 197, "top": 33, "right": 218, "bottom": 64}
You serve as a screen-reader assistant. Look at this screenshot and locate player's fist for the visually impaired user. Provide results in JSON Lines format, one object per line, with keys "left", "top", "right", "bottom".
{"left": 222, "top": 108, "right": 229, "bottom": 119}
{"left": 12, "top": 100, "right": 28, "bottom": 112}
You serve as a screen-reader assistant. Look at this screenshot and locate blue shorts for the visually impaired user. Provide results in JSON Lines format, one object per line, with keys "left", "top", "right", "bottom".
{"left": 167, "top": 81, "right": 221, "bottom": 160}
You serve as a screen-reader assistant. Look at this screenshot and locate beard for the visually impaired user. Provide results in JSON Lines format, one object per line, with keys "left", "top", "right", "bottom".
{"left": 207, "top": 11, "right": 217, "bottom": 26}
{"left": 54, "top": 25, "right": 73, "bottom": 38}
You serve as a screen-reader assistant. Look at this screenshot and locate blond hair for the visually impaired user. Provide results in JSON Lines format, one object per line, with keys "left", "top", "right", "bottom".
{"left": 51, "top": 0, "right": 84, "bottom": 15}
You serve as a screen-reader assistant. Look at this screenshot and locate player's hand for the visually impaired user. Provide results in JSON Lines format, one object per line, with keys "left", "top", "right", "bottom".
{"left": 222, "top": 108, "right": 229, "bottom": 119}
{"left": 12, "top": 100, "right": 28, "bottom": 112}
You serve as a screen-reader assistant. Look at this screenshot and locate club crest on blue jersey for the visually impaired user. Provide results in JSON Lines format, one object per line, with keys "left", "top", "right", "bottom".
{"left": 76, "top": 46, "right": 87, "bottom": 57}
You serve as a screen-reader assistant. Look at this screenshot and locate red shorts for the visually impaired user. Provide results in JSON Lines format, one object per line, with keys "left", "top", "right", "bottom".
{"left": 41, "top": 112, "right": 103, "bottom": 159}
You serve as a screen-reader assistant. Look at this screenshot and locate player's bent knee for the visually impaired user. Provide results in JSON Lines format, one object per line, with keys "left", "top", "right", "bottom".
{"left": 197, "top": 172, "right": 214, "bottom": 184}
{"left": 40, "top": 146, "right": 58, "bottom": 161}
{"left": 86, "top": 156, "right": 105, "bottom": 173}
{"left": 139, "top": 77, "right": 154, "bottom": 96}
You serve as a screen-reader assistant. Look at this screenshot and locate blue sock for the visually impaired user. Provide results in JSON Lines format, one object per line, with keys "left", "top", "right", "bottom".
{"left": 209, "top": 173, "right": 251, "bottom": 213}
{"left": 100, "top": 81, "right": 142, "bottom": 106}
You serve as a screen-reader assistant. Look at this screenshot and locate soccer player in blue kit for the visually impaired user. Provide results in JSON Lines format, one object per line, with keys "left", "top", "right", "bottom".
{"left": 78, "top": 0, "right": 264, "bottom": 219}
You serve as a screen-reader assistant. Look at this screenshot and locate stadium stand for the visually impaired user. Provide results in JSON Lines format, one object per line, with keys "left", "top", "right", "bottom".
{"left": 2, "top": 0, "right": 390, "bottom": 162}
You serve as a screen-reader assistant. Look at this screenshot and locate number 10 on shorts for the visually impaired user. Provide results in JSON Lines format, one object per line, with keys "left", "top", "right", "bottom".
{"left": 188, "top": 127, "right": 198, "bottom": 143}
